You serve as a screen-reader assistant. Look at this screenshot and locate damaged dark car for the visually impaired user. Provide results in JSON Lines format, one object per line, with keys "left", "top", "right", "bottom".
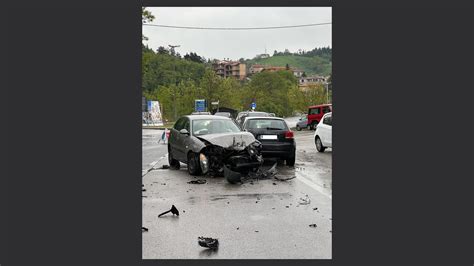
{"left": 168, "top": 115, "right": 264, "bottom": 183}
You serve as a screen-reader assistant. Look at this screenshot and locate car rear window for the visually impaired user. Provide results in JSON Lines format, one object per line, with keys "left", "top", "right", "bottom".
{"left": 247, "top": 112, "right": 269, "bottom": 117}
{"left": 246, "top": 119, "right": 288, "bottom": 130}
{"left": 192, "top": 119, "right": 241, "bottom": 136}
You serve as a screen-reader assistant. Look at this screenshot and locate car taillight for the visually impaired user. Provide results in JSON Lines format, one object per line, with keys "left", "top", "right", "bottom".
{"left": 285, "top": 131, "right": 294, "bottom": 139}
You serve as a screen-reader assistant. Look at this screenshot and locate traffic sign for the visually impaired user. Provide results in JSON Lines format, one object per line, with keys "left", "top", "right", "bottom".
{"left": 195, "top": 99, "right": 206, "bottom": 112}
{"left": 251, "top": 102, "right": 256, "bottom": 110}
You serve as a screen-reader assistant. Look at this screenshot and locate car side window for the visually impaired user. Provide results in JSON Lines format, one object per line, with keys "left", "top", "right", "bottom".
{"left": 323, "top": 115, "right": 332, "bottom": 126}
{"left": 310, "top": 108, "right": 320, "bottom": 115}
{"left": 183, "top": 118, "right": 190, "bottom": 132}
{"left": 174, "top": 118, "right": 185, "bottom": 130}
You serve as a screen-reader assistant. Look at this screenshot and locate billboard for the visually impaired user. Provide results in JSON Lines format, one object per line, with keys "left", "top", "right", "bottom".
{"left": 143, "top": 100, "right": 163, "bottom": 126}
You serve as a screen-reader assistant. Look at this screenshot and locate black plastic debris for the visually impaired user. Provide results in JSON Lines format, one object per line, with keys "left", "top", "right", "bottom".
{"left": 255, "top": 230, "right": 259, "bottom": 233}
{"left": 142, "top": 227, "right": 149, "bottom": 232}
{"left": 272, "top": 183, "right": 277, "bottom": 185}
{"left": 236, "top": 227, "right": 239, "bottom": 230}
{"left": 158, "top": 205, "right": 179, "bottom": 217}
{"left": 224, "top": 165, "right": 243, "bottom": 184}
{"left": 285, "top": 206, "right": 289, "bottom": 208}
{"left": 313, "top": 207, "right": 318, "bottom": 210}
{"left": 198, "top": 237, "right": 219, "bottom": 249}
{"left": 161, "top": 165, "right": 170, "bottom": 169}
{"left": 187, "top": 179, "right": 207, "bottom": 184}
{"left": 309, "top": 224, "right": 317, "bottom": 228}
{"left": 142, "top": 188, "right": 146, "bottom": 192}
{"left": 274, "top": 175, "right": 296, "bottom": 181}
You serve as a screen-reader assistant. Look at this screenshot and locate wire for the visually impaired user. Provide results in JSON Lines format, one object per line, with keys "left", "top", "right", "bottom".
{"left": 143, "top": 22, "right": 331, "bottom": 30}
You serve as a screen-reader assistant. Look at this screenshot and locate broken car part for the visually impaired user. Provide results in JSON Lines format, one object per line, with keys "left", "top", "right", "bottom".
{"left": 158, "top": 205, "right": 179, "bottom": 217}
{"left": 142, "top": 227, "right": 149, "bottom": 232}
{"left": 309, "top": 224, "right": 317, "bottom": 228}
{"left": 198, "top": 237, "right": 219, "bottom": 249}
{"left": 187, "top": 179, "right": 207, "bottom": 184}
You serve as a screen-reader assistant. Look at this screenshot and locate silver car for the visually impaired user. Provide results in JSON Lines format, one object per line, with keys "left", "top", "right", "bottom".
{"left": 168, "top": 115, "right": 264, "bottom": 181}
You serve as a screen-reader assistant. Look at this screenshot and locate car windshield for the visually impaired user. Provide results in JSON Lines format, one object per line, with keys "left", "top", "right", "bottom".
{"left": 192, "top": 119, "right": 241, "bottom": 136}
{"left": 246, "top": 119, "right": 288, "bottom": 130}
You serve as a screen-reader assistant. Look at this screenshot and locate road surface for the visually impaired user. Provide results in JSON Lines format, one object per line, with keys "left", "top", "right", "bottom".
{"left": 142, "top": 123, "right": 332, "bottom": 259}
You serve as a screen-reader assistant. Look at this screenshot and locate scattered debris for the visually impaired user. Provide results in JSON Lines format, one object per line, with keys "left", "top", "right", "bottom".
{"left": 274, "top": 175, "right": 296, "bottom": 181}
{"left": 298, "top": 195, "right": 311, "bottom": 205}
{"left": 285, "top": 206, "right": 289, "bottom": 208}
{"left": 158, "top": 205, "right": 179, "bottom": 217}
{"left": 272, "top": 182, "right": 277, "bottom": 185}
{"left": 309, "top": 224, "right": 317, "bottom": 228}
{"left": 255, "top": 201, "right": 258, "bottom": 203}
{"left": 330, "top": 230, "right": 332, "bottom": 233}
{"left": 255, "top": 230, "right": 259, "bottom": 233}
{"left": 198, "top": 237, "right": 219, "bottom": 249}
{"left": 236, "top": 227, "right": 239, "bottom": 230}
{"left": 227, "top": 202, "right": 230, "bottom": 204}
{"left": 161, "top": 183, "right": 166, "bottom": 185}
{"left": 313, "top": 207, "right": 318, "bottom": 211}
{"left": 142, "top": 195, "right": 147, "bottom": 198}
{"left": 187, "top": 179, "right": 207, "bottom": 184}
{"left": 142, "top": 227, "right": 149, "bottom": 232}
{"left": 161, "top": 165, "right": 170, "bottom": 169}
{"left": 183, "top": 210, "right": 185, "bottom": 213}
{"left": 272, "top": 208, "right": 275, "bottom": 210}
{"left": 142, "top": 188, "right": 146, "bottom": 192}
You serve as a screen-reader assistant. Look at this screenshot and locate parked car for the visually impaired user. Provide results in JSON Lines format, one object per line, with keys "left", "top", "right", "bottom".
{"left": 214, "top": 112, "right": 231, "bottom": 118}
{"left": 296, "top": 116, "right": 309, "bottom": 131}
{"left": 236, "top": 111, "right": 272, "bottom": 127}
{"left": 168, "top": 115, "right": 264, "bottom": 179}
{"left": 314, "top": 112, "right": 332, "bottom": 152}
{"left": 242, "top": 117, "right": 296, "bottom": 166}
{"left": 307, "top": 104, "right": 332, "bottom": 130}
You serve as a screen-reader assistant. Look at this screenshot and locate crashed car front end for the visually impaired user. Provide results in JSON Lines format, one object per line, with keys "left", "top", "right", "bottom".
{"left": 195, "top": 133, "right": 264, "bottom": 183}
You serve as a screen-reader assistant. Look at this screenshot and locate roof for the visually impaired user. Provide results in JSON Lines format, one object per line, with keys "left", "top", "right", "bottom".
{"left": 244, "top": 116, "right": 284, "bottom": 121}
{"left": 185, "top": 115, "right": 230, "bottom": 120}
{"left": 308, "top": 104, "right": 332, "bottom": 108}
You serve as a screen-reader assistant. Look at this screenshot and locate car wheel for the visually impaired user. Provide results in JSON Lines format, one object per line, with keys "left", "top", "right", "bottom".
{"left": 315, "top": 136, "right": 326, "bottom": 152}
{"left": 187, "top": 152, "right": 202, "bottom": 176}
{"left": 168, "top": 144, "right": 180, "bottom": 169}
{"left": 311, "top": 121, "right": 318, "bottom": 130}
{"left": 286, "top": 155, "right": 295, "bottom": 166}
{"left": 296, "top": 125, "right": 302, "bottom": 131}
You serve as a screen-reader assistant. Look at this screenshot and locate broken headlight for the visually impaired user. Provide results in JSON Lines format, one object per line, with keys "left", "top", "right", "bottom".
{"left": 199, "top": 153, "right": 209, "bottom": 174}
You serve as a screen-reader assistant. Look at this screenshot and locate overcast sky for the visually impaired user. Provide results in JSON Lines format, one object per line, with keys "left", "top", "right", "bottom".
{"left": 142, "top": 7, "right": 331, "bottom": 60}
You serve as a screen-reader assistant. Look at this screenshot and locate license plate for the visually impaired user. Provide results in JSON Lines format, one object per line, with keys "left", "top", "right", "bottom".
{"left": 260, "top": 135, "right": 278, "bottom": 140}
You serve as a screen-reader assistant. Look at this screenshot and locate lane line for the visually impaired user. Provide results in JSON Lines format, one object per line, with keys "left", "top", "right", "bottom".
{"left": 295, "top": 169, "right": 332, "bottom": 199}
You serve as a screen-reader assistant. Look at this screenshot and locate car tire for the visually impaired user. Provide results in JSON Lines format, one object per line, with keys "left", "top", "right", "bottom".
{"left": 311, "top": 121, "right": 318, "bottom": 130}
{"left": 296, "top": 125, "right": 302, "bottom": 131}
{"left": 187, "top": 152, "right": 202, "bottom": 176}
{"left": 168, "top": 144, "right": 180, "bottom": 170}
{"left": 315, "top": 136, "right": 326, "bottom": 152}
{"left": 286, "top": 155, "right": 295, "bottom": 166}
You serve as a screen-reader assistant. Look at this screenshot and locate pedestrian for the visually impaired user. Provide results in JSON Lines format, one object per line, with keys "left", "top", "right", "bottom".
{"left": 158, "top": 128, "right": 168, "bottom": 144}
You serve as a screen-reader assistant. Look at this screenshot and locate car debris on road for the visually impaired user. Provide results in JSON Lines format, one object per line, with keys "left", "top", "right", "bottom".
{"left": 309, "top": 224, "right": 317, "bottom": 228}
{"left": 158, "top": 205, "right": 179, "bottom": 217}
{"left": 142, "top": 227, "right": 149, "bottom": 232}
{"left": 187, "top": 179, "right": 207, "bottom": 184}
{"left": 198, "top": 237, "right": 219, "bottom": 249}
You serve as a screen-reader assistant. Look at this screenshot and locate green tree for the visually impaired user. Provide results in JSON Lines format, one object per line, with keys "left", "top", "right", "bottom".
{"left": 142, "top": 7, "right": 155, "bottom": 41}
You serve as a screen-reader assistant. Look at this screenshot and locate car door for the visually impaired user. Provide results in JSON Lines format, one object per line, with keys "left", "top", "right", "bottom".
{"left": 173, "top": 117, "right": 190, "bottom": 161}
{"left": 170, "top": 117, "right": 185, "bottom": 161}
{"left": 321, "top": 114, "right": 332, "bottom": 147}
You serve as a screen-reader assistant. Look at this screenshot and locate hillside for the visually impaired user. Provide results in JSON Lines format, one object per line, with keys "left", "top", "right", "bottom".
{"left": 244, "top": 55, "right": 332, "bottom": 76}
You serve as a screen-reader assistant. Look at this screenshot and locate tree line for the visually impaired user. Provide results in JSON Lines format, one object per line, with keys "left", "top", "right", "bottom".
{"left": 142, "top": 45, "right": 330, "bottom": 122}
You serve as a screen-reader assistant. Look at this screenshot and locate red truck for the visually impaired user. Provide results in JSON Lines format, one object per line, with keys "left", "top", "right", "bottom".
{"left": 307, "top": 104, "right": 332, "bottom": 130}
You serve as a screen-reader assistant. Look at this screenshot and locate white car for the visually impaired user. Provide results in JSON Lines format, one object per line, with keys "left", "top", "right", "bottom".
{"left": 314, "top": 112, "right": 332, "bottom": 152}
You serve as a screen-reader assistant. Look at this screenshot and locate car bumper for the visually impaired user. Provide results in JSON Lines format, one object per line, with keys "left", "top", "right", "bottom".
{"left": 260, "top": 142, "right": 295, "bottom": 158}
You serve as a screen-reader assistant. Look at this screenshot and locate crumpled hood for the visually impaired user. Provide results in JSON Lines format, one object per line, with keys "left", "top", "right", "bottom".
{"left": 196, "top": 132, "right": 257, "bottom": 150}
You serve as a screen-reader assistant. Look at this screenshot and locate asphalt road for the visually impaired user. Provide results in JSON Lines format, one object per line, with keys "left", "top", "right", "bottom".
{"left": 142, "top": 124, "right": 332, "bottom": 259}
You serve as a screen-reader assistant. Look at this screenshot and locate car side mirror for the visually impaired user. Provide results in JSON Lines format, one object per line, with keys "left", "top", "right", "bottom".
{"left": 179, "top": 129, "right": 190, "bottom": 135}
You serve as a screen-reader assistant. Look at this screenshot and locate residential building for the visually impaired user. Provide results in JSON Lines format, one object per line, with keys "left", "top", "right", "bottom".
{"left": 212, "top": 60, "right": 247, "bottom": 80}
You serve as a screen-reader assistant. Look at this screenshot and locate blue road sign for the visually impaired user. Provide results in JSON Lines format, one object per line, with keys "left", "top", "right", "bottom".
{"left": 195, "top": 99, "right": 206, "bottom": 112}
{"left": 251, "top": 102, "right": 256, "bottom": 110}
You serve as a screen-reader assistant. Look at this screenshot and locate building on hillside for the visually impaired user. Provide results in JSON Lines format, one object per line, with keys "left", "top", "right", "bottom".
{"left": 248, "top": 64, "right": 265, "bottom": 75}
{"left": 260, "top": 66, "right": 306, "bottom": 78}
{"left": 298, "top": 75, "right": 328, "bottom": 90}
{"left": 212, "top": 60, "right": 247, "bottom": 80}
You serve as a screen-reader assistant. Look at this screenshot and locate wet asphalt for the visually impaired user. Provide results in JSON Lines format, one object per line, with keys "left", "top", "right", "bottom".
{"left": 142, "top": 123, "right": 332, "bottom": 259}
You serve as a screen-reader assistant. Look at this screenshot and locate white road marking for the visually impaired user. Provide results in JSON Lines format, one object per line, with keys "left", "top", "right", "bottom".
{"left": 149, "top": 161, "right": 157, "bottom": 166}
{"left": 296, "top": 170, "right": 332, "bottom": 199}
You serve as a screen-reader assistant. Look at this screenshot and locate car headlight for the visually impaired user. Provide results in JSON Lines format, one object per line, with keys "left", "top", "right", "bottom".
{"left": 199, "top": 153, "right": 209, "bottom": 174}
